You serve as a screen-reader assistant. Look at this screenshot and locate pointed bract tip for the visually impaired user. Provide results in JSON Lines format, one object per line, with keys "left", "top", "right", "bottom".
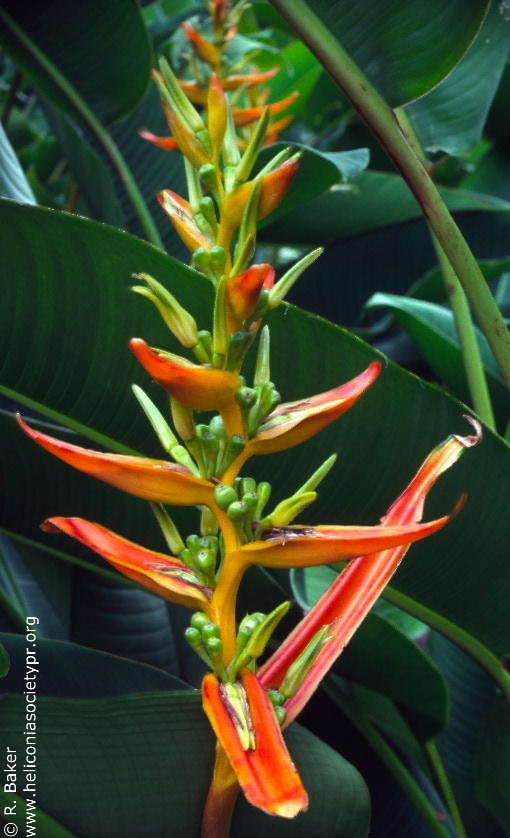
{"left": 455, "top": 415, "right": 483, "bottom": 448}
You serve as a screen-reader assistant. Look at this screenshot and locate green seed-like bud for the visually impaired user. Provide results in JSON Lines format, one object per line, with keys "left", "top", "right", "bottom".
{"left": 267, "top": 689, "right": 286, "bottom": 707}
{"left": 209, "top": 415, "right": 225, "bottom": 437}
{"left": 206, "top": 636, "right": 223, "bottom": 658}
{"left": 184, "top": 626, "right": 202, "bottom": 648}
{"left": 191, "top": 249, "right": 214, "bottom": 280}
{"left": 236, "top": 387, "right": 257, "bottom": 408}
{"left": 202, "top": 622, "right": 220, "bottom": 641}
{"left": 227, "top": 500, "right": 248, "bottom": 520}
{"left": 190, "top": 611, "right": 210, "bottom": 630}
{"left": 209, "top": 246, "right": 227, "bottom": 278}
{"left": 179, "top": 548, "right": 192, "bottom": 566}
{"left": 199, "top": 163, "right": 220, "bottom": 196}
{"left": 241, "top": 477, "right": 257, "bottom": 495}
{"left": 274, "top": 705, "right": 287, "bottom": 725}
{"left": 214, "top": 484, "right": 238, "bottom": 509}
{"left": 196, "top": 550, "right": 215, "bottom": 573}
{"left": 186, "top": 534, "right": 200, "bottom": 552}
{"left": 199, "top": 196, "right": 218, "bottom": 232}
{"left": 242, "top": 491, "right": 258, "bottom": 510}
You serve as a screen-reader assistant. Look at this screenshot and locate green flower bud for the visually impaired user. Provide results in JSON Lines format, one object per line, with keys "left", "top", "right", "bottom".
{"left": 186, "top": 534, "right": 200, "bottom": 552}
{"left": 214, "top": 484, "right": 238, "bottom": 509}
{"left": 274, "top": 705, "right": 287, "bottom": 725}
{"left": 196, "top": 549, "right": 215, "bottom": 573}
{"left": 184, "top": 626, "right": 202, "bottom": 648}
{"left": 267, "top": 689, "right": 286, "bottom": 707}
{"left": 209, "top": 245, "right": 226, "bottom": 277}
{"left": 202, "top": 622, "right": 221, "bottom": 641}
{"left": 236, "top": 387, "right": 257, "bottom": 408}
{"left": 227, "top": 500, "right": 248, "bottom": 520}
{"left": 190, "top": 611, "right": 210, "bottom": 630}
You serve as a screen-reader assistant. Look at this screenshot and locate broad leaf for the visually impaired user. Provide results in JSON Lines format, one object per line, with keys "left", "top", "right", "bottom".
{"left": 69, "top": 571, "right": 181, "bottom": 673}
{"left": 1, "top": 201, "right": 509, "bottom": 661}
{"left": 429, "top": 634, "right": 507, "bottom": 837}
{"left": 0, "top": 534, "right": 70, "bottom": 639}
{"left": 0, "top": 691, "right": 370, "bottom": 837}
{"left": 407, "top": 4, "right": 510, "bottom": 156}
{"left": 270, "top": 0, "right": 489, "bottom": 107}
{"left": 366, "top": 292, "right": 510, "bottom": 427}
{"left": 0, "top": 632, "right": 186, "bottom": 697}
{"left": 0, "top": 0, "right": 151, "bottom": 123}
{"left": 261, "top": 170, "right": 510, "bottom": 245}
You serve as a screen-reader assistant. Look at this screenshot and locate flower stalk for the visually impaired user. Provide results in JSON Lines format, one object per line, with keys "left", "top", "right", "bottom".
{"left": 19, "top": 3, "right": 482, "bottom": 833}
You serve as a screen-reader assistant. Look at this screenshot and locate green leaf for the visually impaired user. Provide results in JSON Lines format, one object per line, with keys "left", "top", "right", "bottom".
{"left": 69, "top": 571, "right": 181, "bottom": 673}
{"left": 325, "top": 676, "right": 454, "bottom": 838}
{"left": 261, "top": 170, "right": 510, "bottom": 245}
{"left": 429, "top": 634, "right": 507, "bottom": 837}
{"left": 406, "top": 5, "right": 510, "bottom": 155}
{"left": 262, "top": 40, "right": 322, "bottom": 118}
{"left": 1, "top": 201, "right": 509, "bottom": 662}
{"left": 410, "top": 257, "right": 510, "bottom": 305}
{"left": 257, "top": 142, "right": 344, "bottom": 226}
{"left": 366, "top": 292, "right": 510, "bottom": 426}
{"left": 271, "top": 0, "right": 489, "bottom": 107}
{"left": 291, "top": 565, "right": 448, "bottom": 740}
{"left": 45, "top": 106, "right": 124, "bottom": 228}
{"left": 0, "top": 632, "right": 185, "bottom": 697}
{"left": 0, "top": 691, "right": 370, "bottom": 837}
{"left": 0, "top": 123, "right": 35, "bottom": 203}
{"left": 0, "top": 0, "right": 151, "bottom": 123}
{"left": 477, "top": 694, "right": 510, "bottom": 834}
{"left": 0, "top": 534, "right": 71, "bottom": 639}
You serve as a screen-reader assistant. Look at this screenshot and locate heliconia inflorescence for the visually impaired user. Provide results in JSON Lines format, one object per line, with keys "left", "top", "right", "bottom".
{"left": 19, "top": 1, "right": 482, "bottom": 835}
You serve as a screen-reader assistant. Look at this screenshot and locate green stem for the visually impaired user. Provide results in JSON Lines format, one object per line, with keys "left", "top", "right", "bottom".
{"left": 0, "top": 9, "right": 163, "bottom": 249}
{"left": 433, "top": 236, "right": 496, "bottom": 428}
{"left": 395, "top": 107, "right": 495, "bottom": 429}
{"left": 1, "top": 384, "right": 138, "bottom": 454}
{"left": 269, "top": 0, "right": 510, "bottom": 391}
{"left": 425, "top": 741, "right": 468, "bottom": 838}
{"left": 326, "top": 679, "right": 451, "bottom": 838}
{"left": 383, "top": 585, "right": 510, "bottom": 701}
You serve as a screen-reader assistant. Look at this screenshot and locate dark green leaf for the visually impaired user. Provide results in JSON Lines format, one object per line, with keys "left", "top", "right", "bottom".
{"left": 0, "top": 632, "right": 185, "bottom": 697}
{"left": 407, "top": 5, "right": 510, "bottom": 155}
{"left": 0, "top": 534, "right": 71, "bottom": 639}
{"left": 45, "top": 106, "right": 124, "bottom": 228}
{"left": 0, "top": 691, "right": 370, "bottom": 837}
{"left": 410, "top": 256, "right": 510, "bottom": 305}
{"left": 429, "top": 634, "right": 507, "bottom": 837}
{"left": 69, "top": 571, "right": 181, "bottom": 673}
{"left": 1, "top": 201, "right": 509, "bottom": 660}
{"left": 277, "top": 0, "right": 489, "bottom": 107}
{"left": 261, "top": 170, "right": 510, "bottom": 245}
{"left": 477, "top": 694, "right": 510, "bottom": 834}
{"left": 0, "top": 0, "right": 151, "bottom": 123}
{"left": 366, "top": 292, "right": 510, "bottom": 427}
